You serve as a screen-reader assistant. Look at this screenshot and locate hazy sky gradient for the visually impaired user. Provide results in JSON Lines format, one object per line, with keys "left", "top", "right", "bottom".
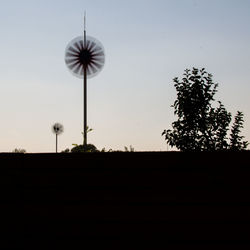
{"left": 0, "top": 0, "right": 250, "bottom": 152}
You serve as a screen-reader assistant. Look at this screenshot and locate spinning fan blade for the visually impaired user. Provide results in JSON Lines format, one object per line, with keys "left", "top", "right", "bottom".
{"left": 52, "top": 123, "right": 64, "bottom": 135}
{"left": 65, "top": 36, "right": 105, "bottom": 79}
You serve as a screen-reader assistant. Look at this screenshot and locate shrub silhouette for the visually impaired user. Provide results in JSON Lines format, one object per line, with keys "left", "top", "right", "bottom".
{"left": 71, "top": 144, "right": 98, "bottom": 153}
{"left": 12, "top": 148, "right": 26, "bottom": 153}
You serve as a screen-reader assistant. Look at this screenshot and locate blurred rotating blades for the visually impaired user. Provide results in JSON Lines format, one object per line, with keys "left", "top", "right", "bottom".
{"left": 65, "top": 36, "right": 105, "bottom": 79}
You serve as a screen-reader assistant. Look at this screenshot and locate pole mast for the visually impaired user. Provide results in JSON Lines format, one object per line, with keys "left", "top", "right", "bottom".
{"left": 56, "top": 134, "right": 58, "bottom": 153}
{"left": 83, "top": 12, "right": 87, "bottom": 146}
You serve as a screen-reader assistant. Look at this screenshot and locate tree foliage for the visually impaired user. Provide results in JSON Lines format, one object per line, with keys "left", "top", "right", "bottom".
{"left": 230, "top": 111, "right": 249, "bottom": 150}
{"left": 162, "top": 68, "right": 248, "bottom": 151}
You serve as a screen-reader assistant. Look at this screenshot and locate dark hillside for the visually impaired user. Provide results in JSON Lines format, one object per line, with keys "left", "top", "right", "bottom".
{"left": 0, "top": 152, "right": 250, "bottom": 248}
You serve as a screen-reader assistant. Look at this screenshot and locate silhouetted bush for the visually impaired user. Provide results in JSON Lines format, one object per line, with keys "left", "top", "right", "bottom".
{"left": 71, "top": 144, "right": 99, "bottom": 153}
{"left": 61, "top": 148, "right": 70, "bottom": 153}
{"left": 12, "top": 148, "right": 26, "bottom": 153}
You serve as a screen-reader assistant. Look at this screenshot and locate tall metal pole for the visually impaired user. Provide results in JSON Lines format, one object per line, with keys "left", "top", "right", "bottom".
{"left": 83, "top": 65, "right": 87, "bottom": 146}
{"left": 83, "top": 13, "right": 87, "bottom": 146}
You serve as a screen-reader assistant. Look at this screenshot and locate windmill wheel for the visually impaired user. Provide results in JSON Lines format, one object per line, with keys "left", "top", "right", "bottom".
{"left": 65, "top": 36, "right": 105, "bottom": 79}
{"left": 52, "top": 123, "right": 64, "bottom": 135}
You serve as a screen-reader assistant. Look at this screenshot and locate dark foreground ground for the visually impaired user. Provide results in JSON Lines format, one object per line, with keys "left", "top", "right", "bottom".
{"left": 0, "top": 151, "right": 250, "bottom": 249}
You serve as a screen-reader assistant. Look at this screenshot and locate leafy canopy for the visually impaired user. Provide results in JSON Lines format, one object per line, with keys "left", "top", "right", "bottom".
{"left": 162, "top": 68, "right": 248, "bottom": 151}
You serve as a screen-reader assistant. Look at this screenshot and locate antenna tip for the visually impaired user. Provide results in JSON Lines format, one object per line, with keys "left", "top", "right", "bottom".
{"left": 84, "top": 11, "right": 86, "bottom": 30}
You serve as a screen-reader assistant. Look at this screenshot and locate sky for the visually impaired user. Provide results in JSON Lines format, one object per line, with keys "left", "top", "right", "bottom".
{"left": 0, "top": 0, "right": 250, "bottom": 152}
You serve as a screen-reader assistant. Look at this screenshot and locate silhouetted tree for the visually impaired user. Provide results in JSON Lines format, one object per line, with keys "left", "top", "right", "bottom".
{"left": 162, "top": 68, "right": 248, "bottom": 151}
{"left": 229, "top": 111, "right": 249, "bottom": 150}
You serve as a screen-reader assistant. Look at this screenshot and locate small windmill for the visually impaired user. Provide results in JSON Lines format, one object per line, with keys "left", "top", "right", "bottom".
{"left": 64, "top": 13, "right": 105, "bottom": 146}
{"left": 52, "top": 123, "right": 64, "bottom": 153}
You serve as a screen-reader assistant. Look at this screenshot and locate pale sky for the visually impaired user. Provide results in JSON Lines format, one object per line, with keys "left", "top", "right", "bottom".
{"left": 0, "top": 0, "right": 250, "bottom": 152}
